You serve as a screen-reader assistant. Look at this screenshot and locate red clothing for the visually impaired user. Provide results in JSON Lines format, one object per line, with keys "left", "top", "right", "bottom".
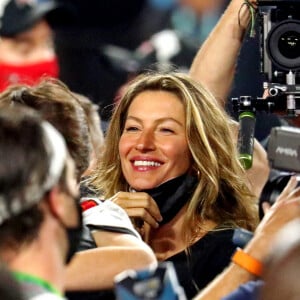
{"left": 0, "top": 58, "right": 59, "bottom": 91}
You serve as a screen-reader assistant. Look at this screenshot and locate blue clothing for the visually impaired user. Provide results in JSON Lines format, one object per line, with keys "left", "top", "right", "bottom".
{"left": 222, "top": 280, "right": 264, "bottom": 300}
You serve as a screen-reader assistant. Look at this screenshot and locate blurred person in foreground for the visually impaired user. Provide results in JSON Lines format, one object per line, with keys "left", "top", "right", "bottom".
{"left": 259, "top": 218, "right": 300, "bottom": 300}
{"left": 0, "top": 105, "right": 81, "bottom": 299}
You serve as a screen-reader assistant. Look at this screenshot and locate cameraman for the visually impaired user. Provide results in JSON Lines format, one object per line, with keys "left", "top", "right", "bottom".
{"left": 189, "top": 0, "right": 300, "bottom": 299}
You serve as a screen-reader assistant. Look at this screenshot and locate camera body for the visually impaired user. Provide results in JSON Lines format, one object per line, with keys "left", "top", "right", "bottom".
{"left": 258, "top": 125, "right": 300, "bottom": 219}
{"left": 258, "top": 0, "right": 300, "bottom": 83}
{"left": 267, "top": 125, "right": 300, "bottom": 172}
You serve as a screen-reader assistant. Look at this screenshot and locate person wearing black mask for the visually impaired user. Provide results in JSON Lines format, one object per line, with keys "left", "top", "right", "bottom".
{"left": 0, "top": 106, "right": 82, "bottom": 300}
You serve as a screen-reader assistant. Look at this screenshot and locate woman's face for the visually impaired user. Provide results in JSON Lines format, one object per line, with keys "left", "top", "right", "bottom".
{"left": 119, "top": 90, "right": 192, "bottom": 190}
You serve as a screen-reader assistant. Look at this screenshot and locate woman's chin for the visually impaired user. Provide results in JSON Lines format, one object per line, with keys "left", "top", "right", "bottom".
{"left": 129, "top": 180, "right": 159, "bottom": 191}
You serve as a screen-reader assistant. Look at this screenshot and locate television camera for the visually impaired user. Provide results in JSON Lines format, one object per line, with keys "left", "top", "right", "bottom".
{"left": 259, "top": 0, "right": 300, "bottom": 117}
{"left": 232, "top": 1, "right": 300, "bottom": 219}
{"left": 232, "top": 0, "right": 300, "bottom": 169}
{"left": 233, "top": 0, "right": 300, "bottom": 113}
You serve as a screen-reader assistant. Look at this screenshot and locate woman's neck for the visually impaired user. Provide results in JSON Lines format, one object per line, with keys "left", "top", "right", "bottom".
{"left": 148, "top": 208, "right": 218, "bottom": 261}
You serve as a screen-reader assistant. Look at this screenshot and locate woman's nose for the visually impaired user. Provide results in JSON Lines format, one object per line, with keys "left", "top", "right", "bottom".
{"left": 135, "top": 130, "right": 155, "bottom": 151}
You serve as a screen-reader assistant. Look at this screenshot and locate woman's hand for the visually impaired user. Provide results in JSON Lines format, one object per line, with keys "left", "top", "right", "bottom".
{"left": 110, "top": 191, "right": 163, "bottom": 237}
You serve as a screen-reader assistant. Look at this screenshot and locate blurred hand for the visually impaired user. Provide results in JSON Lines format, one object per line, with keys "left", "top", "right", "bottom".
{"left": 247, "top": 176, "right": 300, "bottom": 260}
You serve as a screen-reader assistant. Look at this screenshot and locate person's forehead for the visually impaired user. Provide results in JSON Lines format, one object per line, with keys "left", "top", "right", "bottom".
{"left": 127, "top": 90, "right": 185, "bottom": 120}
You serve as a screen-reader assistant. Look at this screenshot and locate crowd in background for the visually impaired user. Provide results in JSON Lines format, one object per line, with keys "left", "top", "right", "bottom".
{"left": 1, "top": 0, "right": 300, "bottom": 300}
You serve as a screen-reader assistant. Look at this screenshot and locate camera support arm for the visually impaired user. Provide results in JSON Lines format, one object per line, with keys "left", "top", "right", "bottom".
{"left": 264, "top": 71, "right": 300, "bottom": 117}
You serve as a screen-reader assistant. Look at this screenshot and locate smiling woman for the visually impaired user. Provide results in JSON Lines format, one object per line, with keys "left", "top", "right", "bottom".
{"left": 89, "top": 71, "right": 259, "bottom": 299}
{"left": 119, "top": 90, "right": 191, "bottom": 190}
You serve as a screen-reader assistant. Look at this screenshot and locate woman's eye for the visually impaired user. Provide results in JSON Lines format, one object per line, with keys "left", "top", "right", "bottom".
{"left": 160, "top": 128, "right": 174, "bottom": 133}
{"left": 125, "top": 126, "right": 139, "bottom": 132}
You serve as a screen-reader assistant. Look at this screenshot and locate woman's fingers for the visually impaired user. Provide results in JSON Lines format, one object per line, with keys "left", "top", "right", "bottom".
{"left": 110, "top": 191, "right": 163, "bottom": 228}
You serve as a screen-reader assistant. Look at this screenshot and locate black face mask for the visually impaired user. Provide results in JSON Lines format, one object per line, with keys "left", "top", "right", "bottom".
{"left": 141, "top": 174, "right": 198, "bottom": 225}
{"left": 51, "top": 193, "right": 83, "bottom": 264}
{"left": 65, "top": 200, "right": 83, "bottom": 264}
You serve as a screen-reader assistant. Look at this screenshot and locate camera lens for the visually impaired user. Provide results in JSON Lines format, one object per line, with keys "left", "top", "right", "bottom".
{"left": 267, "top": 20, "right": 300, "bottom": 70}
{"left": 258, "top": 172, "right": 292, "bottom": 220}
{"left": 278, "top": 31, "right": 300, "bottom": 59}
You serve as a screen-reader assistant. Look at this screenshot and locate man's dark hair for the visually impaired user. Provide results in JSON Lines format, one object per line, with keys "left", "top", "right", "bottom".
{"left": 0, "top": 106, "right": 51, "bottom": 251}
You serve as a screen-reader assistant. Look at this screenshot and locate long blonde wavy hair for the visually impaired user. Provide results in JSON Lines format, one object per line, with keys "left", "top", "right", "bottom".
{"left": 90, "top": 72, "right": 258, "bottom": 243}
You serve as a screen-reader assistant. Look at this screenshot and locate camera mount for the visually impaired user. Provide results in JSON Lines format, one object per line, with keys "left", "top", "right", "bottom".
{"left": 232, "top": 70, "right": 300, "bottom": 117}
